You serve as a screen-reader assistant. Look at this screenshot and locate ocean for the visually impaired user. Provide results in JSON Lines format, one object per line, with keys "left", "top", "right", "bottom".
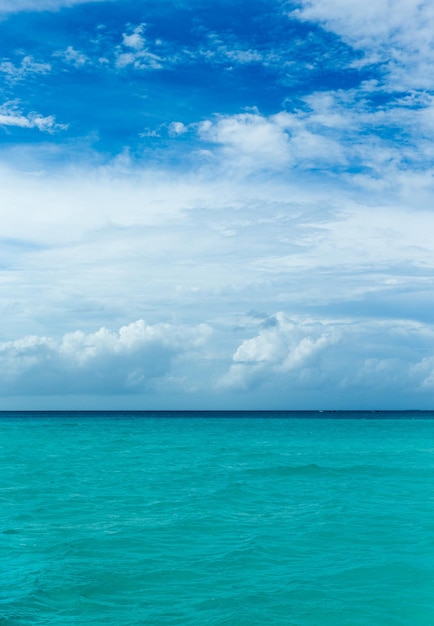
{"left": 1, "top": 411, "right": 434, "bottom": 625}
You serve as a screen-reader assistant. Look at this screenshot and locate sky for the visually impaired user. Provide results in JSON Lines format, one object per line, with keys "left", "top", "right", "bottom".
{"left": 1, "top": 0, "right": 434, "bottom": 410}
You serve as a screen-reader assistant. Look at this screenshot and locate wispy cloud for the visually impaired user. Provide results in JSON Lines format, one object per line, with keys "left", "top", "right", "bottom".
{"left": 0, "top": 55, "right": 51, "bottom": 80}
{"left": 54, "top": 45, "right": 88, "bottom": 68}
{"left": 195, "top": 31, "right": 266, "bottom": 67}
{"left": 291, "top": 0, "right": 434, "bottom": 90}
{"left": 0, "top": 102, "right": 67, "bottom": 132}
{"left": 115, "top": 23, "right": 164, "bottom": 70}
{"left": 0, "top": 0, "right": 118, "bottom": 13}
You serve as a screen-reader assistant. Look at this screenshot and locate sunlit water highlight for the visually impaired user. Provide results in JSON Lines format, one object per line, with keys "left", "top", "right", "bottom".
{"left": 1, "top": 411, "right": 434, "bottom": 625}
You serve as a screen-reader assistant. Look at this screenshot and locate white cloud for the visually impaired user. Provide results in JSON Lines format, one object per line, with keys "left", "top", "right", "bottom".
{"left": 0, "top": 150, "right": 433, "bottom": 406}
{"left": 291, "top": 0, "right": 434, "bottom": 90}
{"left": 56, "top": 45, "right": 88, "bottom": 68}
{"left": 2, "top": 309, "right": 434, "bottom": 405}
{"left": 196, "top": 109, "right": 345, "bottom": 172}
{"left": 220, "top": 313, "right": 336, "bottom": 390}
{"left": 191, "top": 83, "right": 434, "bottom": 181}
{"left": 111, "top": 23, "right": 275, "bottom": 74}
{"left": 122, "top": 24, "right": 146, "bottom": 50}
{"left": 0, "top": 55, "right": 51, "bottom": 80}
{"left": 198, "top": 112, "right": 292, "bottom": 170}
{"left": 197, "top": 31, "right": 265, "bottom": 67}
{"left": 0, "top": 153, "right": 433, "bottom": 345}
{"left": 115, "top": 52, "right": 136, "bottom": 68}
{"left": 412, "top": 357, "right": 434, "bottom": 390}
{"left": 0, "top": 0, "right": 118, "bottom": 13}
{"left": 115, "top": 24, "right": 163, "bottom": 70}
{"left": 115, "top": 50, "right": 163, "bottom": 70}
{"left": 0, "top": 320, "right": 211, "bottom": 395}
{"left": 1, "top": 2, "right": 434, "bottom": 409}
{"left": 220, "top": 313, "right": 434, "bottom": 400}
{"left": 0, "top": 102, "right": 67, "bottom": 132}
{"left": 168, "top": 121, "right": 188, "bottom": 137}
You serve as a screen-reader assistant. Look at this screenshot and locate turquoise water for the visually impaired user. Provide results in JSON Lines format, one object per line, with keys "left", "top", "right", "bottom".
{"left": 1, "top": 411, "right": 434, "bottom": 625}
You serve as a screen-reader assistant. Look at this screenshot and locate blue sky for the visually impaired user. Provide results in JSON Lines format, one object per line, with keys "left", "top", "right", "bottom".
{"left": 1, "top": 0, "right": 434, "bottom": 409}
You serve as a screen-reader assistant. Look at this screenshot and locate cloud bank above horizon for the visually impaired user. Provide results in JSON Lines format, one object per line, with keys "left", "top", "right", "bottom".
{"left": 0, "top": 0, "right": 433, "bottom": 409}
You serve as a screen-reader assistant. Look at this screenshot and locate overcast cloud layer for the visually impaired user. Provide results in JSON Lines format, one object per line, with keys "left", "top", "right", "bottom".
{"left": 0, "top": 0, "right": 433, "bottom": 409}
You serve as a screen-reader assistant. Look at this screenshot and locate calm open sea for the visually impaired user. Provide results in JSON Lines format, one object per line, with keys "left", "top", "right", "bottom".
{"left": 1, "top": 411, "right": 434, "bottom": 625}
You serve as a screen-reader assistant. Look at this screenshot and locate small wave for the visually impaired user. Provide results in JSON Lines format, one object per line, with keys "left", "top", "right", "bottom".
{"left": 243, "top": 463, "right": 406, "bottom": 478}
{"left": 245, "top": 463, "right": 326, "bottom": 477}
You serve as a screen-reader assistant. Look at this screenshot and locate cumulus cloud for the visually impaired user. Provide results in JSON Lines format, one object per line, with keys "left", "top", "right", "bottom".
{"left": 2, "top": 299, "right": 434, "bottom": 409}
{"left": 196, "top": 109, "right": 346, "bottom": 172}
{"left": 3, "top": 310, "right": 434, "bottom": 405}
{"left": 0, "top": 320, "right": 211, "bottom": 395}
{"left": 198, "top": 112, "right": 292, "bottom": 169}
{"left": 220, "top": 313, "right": 434, "bottom": 399}
{"left": 220, "top": 313, "right": 336, "bottom": 390}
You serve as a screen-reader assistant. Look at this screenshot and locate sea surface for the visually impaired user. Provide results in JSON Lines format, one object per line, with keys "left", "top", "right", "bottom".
{"left": 1, "top": 411, "right": 434, "bottom": 625}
